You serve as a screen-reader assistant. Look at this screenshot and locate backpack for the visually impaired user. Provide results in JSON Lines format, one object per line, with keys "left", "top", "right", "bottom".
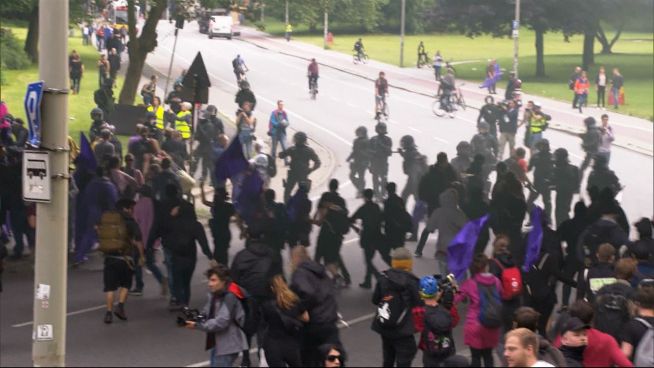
{"left": 492, "top": 259, "right": 523, "bottom": 300}
{"left": 422, "top": 329, "right": 455, "bottom": 358}
{"left": 579, "top": 223, "right": 614, "bottom": 266}
{"left": 228, "top": 283, "right": 259, "bottom": 336}
{"left": 375, "top": 273, "right": 409, "bottom": 329}
{"left": 326, "top": 207, "right": 350, "bottom": 236}
{"left": 594, "top": 289, "right": 630, "bottom": 341}
{"left": 634, "top": 318, "right": 654, "bottom": 367}
{"left": 477, "top": 281, "right": 502, "bottom": 328}
{"left": 97, "top": 211, "right": 130, "bottom": 254}
{"left": 524, "top": 253, "right": 553, "bottom": 301}
{"left": 265, "top": 153, "right": 277, "bottom": 178}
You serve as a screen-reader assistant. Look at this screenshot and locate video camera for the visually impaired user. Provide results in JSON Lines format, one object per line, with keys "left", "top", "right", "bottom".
{"left": 176, "top": 307, "right": 207, "bottom": 327}
{"left": 434, "top": 273, "right": 458, "bottom": 309}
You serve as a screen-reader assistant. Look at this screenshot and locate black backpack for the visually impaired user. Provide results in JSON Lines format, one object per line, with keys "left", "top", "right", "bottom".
{"left": 524, "top": 253, "right": 554, "bottom": 301}
{"left": 422, "top": 329, "right": 455, "bottom": 358}
{"left": 374, "top": 273, "right": 409, "bottom": 329}
{"left": 594, "top": 286, "right": 631, "bottom": 341}
{"left": 579, "top": 223, "right": 614, "bottom": 266}
{"left": 265, "top": 153, "right": 277, "bottom": 178}
{"left": 326, "top": 207, "right": 350, "bottom": 236}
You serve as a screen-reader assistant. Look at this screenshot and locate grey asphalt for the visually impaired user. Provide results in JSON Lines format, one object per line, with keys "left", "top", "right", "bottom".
{"left": 1, "top": 19, "right": 652, "bottom": 367}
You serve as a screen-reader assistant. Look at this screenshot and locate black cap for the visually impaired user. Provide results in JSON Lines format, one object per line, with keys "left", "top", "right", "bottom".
{"left": 561, "top": 317, "right": 590, "bottom": 335}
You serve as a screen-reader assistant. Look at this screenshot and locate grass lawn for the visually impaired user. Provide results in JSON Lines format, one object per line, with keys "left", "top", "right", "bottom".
{"left": 261, "top": 20, "right": 653, "bottom": 120}
{"left": 0, "top": 24, "right": 125, "bottom": 140}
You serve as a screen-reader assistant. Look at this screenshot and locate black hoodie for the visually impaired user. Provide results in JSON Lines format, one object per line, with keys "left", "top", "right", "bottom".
{"left": 371, "top": 268, "right": 420, "bottom": 338}
{"left": 290, "top": 260, "right": 338, "bottom": 325}
{"left": 231, "top": 241, "right": 282, "bottom": 299}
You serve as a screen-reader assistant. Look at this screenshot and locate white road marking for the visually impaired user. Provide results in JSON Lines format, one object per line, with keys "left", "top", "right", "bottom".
{"left": 12, "top": 304, "right": 107, "bottom": 328}
{"left": 409, "top": 127, "right": 422, "bottom": 133}
{"left": 433, "top": 136, "right": 449, "bottom": 144}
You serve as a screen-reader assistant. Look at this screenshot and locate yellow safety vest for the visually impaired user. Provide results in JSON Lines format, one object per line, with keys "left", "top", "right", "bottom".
{"left": 529, "top": 115, "right": 547, "bottom": 134}
{"left": 147, "top": 105, "right": 165, "bottom": 130}
{"left": 286, "top": 24, "right": 292, "bottom": 33}
{"left": 175, "top": 110, "right": 192, "bottom": 139}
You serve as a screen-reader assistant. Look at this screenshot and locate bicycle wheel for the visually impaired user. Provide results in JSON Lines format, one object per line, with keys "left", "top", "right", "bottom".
{"left": 353, "top": 54, "right": 359, "bottom": 64}
{"left": 362, "top": 53, "right": 369, "bottom": 64}
{"left": 432, "top": 99, "right": 446, "bottom": 117}
{"left": 458, "top": 95, "right": 467, "bottom": 110}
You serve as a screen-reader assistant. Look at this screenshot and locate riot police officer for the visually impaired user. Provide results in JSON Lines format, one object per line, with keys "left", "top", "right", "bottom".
{"left": 192, "top": 105, "right": 224, "bottom": 184}
{"left": 398, "top": 135, "right": 426, "bottom": 204}
{"left": 527, "top": 139, "right": 554, "bottom": 223}
{"left": 470, "top": 121, "right": 498, "bottom": 180}
{"left": 280, "top": 132, "right": 321, "bottom": 203}
{"left": 346, "top": 126, "right": 371, "bottom": 198}
{"left": 369, "top": 122, "right": 393, "bottom": 201}
{"left": 89, "top": 108, "right": 106, "bottom": 143}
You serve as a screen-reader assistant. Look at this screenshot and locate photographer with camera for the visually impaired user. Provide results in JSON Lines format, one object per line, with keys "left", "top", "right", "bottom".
{"left": 184, "top": 265, "right": 248, "bottom": 367}
{"left": 414, "top": 275, "right": 460, "bottom": 367}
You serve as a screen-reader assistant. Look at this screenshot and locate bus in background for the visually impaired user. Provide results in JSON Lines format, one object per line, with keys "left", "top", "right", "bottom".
{"left": 107, "top": 0, "right": 139, "bottom": 31}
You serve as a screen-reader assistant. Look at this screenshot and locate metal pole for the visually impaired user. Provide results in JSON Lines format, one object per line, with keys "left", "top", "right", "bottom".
{"left": 33, "top": 0, "right": 69, "bottom": 365}
{"left": 285, "top": 0, "right": 289, "bottom": 25}
{"left": 323, "top": 5, "right": 328, "bottom": 49}
{"left": 163, "top": 28, "right": 179, "bottom": 101}
{"left": 400, "top": 0, "right": 406, "bottom": 67}
{"left": 261, "top": 1, "right": 265, "bottom": 23}
{"left": 513, "top": 0, "right": 520, "bottom": 78}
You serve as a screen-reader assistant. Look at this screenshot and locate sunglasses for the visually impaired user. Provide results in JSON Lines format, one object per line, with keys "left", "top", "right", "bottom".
{"left": 327, "top": 355, "right": 341, "bottom": 362}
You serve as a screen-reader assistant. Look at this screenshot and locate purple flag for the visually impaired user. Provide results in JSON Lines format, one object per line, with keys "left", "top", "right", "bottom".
{"left": 73, "top": 133, "right": 98, "bottom": 190}
{"left": 233, "top": 169, "right": 263, "bottom": 224}
{"left": 523, "top": 206, "right": 544, "bottom": 272}
{"left": 214, "top": 134, "right": 249, "bottom": 182}
{"left": 448, "top": 214, "right": 490, "bottom": 281}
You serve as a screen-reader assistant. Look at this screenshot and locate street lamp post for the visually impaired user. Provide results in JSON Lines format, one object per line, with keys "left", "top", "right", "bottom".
{"left": 400, "top": 0, "right": 406, "bottom": 67}
{"left": 513, "top": 0, "right": 520, "bottom": 78}
{"left": 285, "top": 0, "right": 289, "bottom": 25}
{"left": 323, "top": 2, "right": 329, "bottom": 49}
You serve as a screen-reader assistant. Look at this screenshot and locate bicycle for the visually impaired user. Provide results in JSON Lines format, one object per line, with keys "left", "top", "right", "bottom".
{"left": 309, "top": 77, "right": 318, "bottom": 100}
{"left": 432, "top": 87, "right": 466, "bottom": 118}
{"left": 417, "top": 53, "right": 431, "bottom": 69}
{"left": 353, "top": 50, "right": 369, "bottom": 64}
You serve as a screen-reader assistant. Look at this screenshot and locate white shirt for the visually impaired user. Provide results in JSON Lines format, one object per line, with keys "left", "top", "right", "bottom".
{"left": 598, "top": 73, "right": 606, "bottom": 86}
{"left": 531, "top": 360, "right": 555, "bottom": 367}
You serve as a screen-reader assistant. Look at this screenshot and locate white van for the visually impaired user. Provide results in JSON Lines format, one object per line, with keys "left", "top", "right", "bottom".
{"left": 208, "top": 15, "right": 233, "bottom": 40}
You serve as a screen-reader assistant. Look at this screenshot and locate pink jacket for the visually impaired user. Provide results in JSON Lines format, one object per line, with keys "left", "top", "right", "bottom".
{"left": 454, "top": 272, "right": 503, "bottom": 349}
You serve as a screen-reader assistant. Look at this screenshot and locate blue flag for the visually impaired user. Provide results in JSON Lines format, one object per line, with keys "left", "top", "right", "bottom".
{"left": 448, "top": 214, "right": 490, "bottom": 281}
{"left": 73, "top": 133, "right": 97, "bottom": 190}
{"left": 523, "top": 206, "right": 544, "bottom": 272}
{"left": 214, "top": 134, "right": 249, "bottom": 182}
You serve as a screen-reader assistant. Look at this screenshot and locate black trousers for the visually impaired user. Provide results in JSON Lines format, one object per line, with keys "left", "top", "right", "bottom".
{"left": 301, "top": 323, "right": 340, "bottom": 367}
{"left": 381, "top": 335, "right": 417, "bottom": 367}
{"left": 470, "top": 348, "right": 494, "bottom": 367}
{"left": 349, "top": 164, "right": 367, "bottom": 195}
{"left": 264, "top": 336, "right": 302, "bottom": 367}
{"left": 555, "top": 190, "right": 574, "bottom": 227}
{"left": 597, "top": 86, "right": 606, "bottom": 107}
{"left": 361, "top": 243, "right": 382, "bottom": 284}
{"left": 171, "top": 256, "right": 195, "bottom": 306}
{"left": 284, "top": 172, "right": 307, "bottom": 204}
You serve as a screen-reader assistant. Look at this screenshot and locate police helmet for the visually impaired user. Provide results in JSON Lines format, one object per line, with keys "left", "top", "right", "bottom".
{"left": 90, "top": 108, "right": 104, "bottom": 121}
{"left": 400, "top": 135, "right": 415, "bottom": 149}
{"left": 355, "top": 126, "right": 367, "bottom": 137}
{"left": 205, "top": 105, "right": 218, "bottom": 116}
{"left": 419, "top": 276, "right": 439, "bottom": 299}
{"left": 478, "top": 121, "right": 490, "bottom": 131}
{"left": 536, "top": 138, "right": 550, "bottom": 151}
{"left": 294, "top": 131, "right": 308, "bottom": 145}
{"left": 375, "top": 122, "right": 387, "bottom": 135}
{"left": 456, "top": 141, "right": 472, "bottom": 156}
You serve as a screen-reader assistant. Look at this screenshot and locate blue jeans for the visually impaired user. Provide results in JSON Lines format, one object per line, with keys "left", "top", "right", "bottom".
{"left": 271, "top": 133, "right": 288, "bottom": 165}
{"left": 133, "top": 247, "right": 165, "bottom": 290}
{"left": 239, "top": 129, "right": 253, "bottom": 159}
{"left": 529, "top": 132, "right": 543, "bottom": 149}
{"left": 163, "top": 248, "right": 175, "bottom": 302}
{"left": 210, "top": 350, "right": 238, "bottom": 368}
{"left": 612, "top": 87, "right": 620, "bottom": 108}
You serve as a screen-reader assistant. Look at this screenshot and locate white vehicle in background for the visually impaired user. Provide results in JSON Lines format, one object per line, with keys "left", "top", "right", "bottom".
{"left": 208, "top": 15, "right": 233, "bottom": 40}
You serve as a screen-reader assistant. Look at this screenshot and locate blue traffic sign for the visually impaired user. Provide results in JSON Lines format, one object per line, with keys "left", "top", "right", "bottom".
{"left": 24, "top": 81, "right": 44, "bottom": 148}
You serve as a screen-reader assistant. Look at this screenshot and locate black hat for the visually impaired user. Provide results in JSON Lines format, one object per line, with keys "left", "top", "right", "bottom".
{"left": 561, "top": 317, "right": 590, "bottom": 335}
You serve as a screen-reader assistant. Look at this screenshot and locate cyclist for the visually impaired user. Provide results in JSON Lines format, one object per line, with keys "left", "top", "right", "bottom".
{"left": 439, "top": 69, "right": 456, "bottom": 114}
{"left": 307, "top": 58, "right": 319, "bottom": 93}
{"left": 353, "top": 38, "right": 365, "bottom": 61}
{"left": 231, "top": 54, "right": 248, "bottom": 83}
{"left": 374, "top": 71, "right": 389, "bottom": 119}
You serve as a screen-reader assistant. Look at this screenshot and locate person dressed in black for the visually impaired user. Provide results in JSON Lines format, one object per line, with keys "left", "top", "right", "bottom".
{"left": 577, "top": 200, "right": 629, "bottom": 267}
{"left": 93, "top": 80, "right": 115, "bottom": 119}
{"left": 231, "top": 220, "right": 283, "bottom": 367}
{"left": 165, "top": 83, "right": 183, "bottom": 115}
{"left": 263, "top": 188, "right": 289, "bottom": 261}
{"left": 192, "top": 105, "right": 223, "bottom": 184}
{"left": 526, "top": 139, "right": 554, "bottom": 224}
{"left": 286, "top": 181, "right": 313, "bottom": 248}
{"left": 450, "top": 141, "right": 473, "bottom": 177}
{"left": 489, "top": 172, "right": 527, "bottom": 262}
{"left": 350, "top": 188, "right": 386, "bottom": 289}
{"left": 369, "top": 122, "right": 393, "bottom": 202}
{"left": 505, "top": 72, "right": 520, "bottom": 101}
{"left": 89, "top": 108, "right": 107, "bottom": 143}
{"left": 201, "top": 184, "right": 236, "bottom": 265}
{"left": 419, "top": 152, "right": 459, "bottom": 217}
{"left": 586, "top": 155, "right": 621, "bottom": 196}
{"left": 470, "top": 122, "right": 498, "bottom": 180}
{"left": 552, "top": 148, "right": 581, "bottom": 226}
{"left": 235, "top": 80, "right": 257, "bottom": 112}
{"left": 314, "top": 179, "right": 350, "bottom": 287}
{"left": 151, "top": 158, "right": 182, "bottom": 202}
{"left": 579, "top": 116, "right": 602, "bottom": 174}
{"left": 384, "top": 182, "right": 411, "bottom": 251}
{"left": 290, "top": 246, "right": 341, "bottom": 367}
{"left": 262, "top": 275, "right": 309, "bottom": 367}
{"left": 161, "top": 129, "right": 188, "bottom": 170}
{"left": 347, "top": 126, "right": 371, "bottom": 198}
{"left": 477, "top": 96, "right": 501, "bottom": 137}
{"left": 148, "top": 198, "right": 212, "bottom": 308}
{"left": 576, "top": 243, "right": 616, "bottom": 304}
{"left": 398, "top": 135, "right": 427, "bottom": 205}
{"left": 280, "top": 131, "right": 321, "bottom": 204}
{"left": 558, "top": 201, "right": 588, "bottom": 307}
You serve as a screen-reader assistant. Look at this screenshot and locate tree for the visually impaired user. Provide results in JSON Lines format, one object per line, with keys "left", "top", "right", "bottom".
{"left": 118, "top": 0, "right": 167, "bottom": 104}
{"left": 520, "top": 0, "right": 571, "bottom": 77}
{"left": 595, "top": 0, "right": 653, "bottom": 54}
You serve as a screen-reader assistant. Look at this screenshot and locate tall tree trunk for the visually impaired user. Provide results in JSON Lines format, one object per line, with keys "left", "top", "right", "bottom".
{"left": 596, "top": 23, "right": 624, "bottom": 54}
{"left": 582, "top": 32, "right": 595, "bottom": 70}
{"left": 24, "top": 4, "right": 39, "bottom": 63}
{"left": 535, "top": 28, "right": 545, "bottom": 77}
{"left": 118, "top": 0, "right": 167, "bottom": 104}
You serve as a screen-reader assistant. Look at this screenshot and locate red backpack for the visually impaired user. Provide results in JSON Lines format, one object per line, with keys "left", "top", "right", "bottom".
{"left": 493, "top": 259, "right": 523, "bottom": 300}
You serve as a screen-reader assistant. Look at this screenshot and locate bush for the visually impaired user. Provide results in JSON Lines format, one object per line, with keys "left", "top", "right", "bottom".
{"left": 0, "top": 28, "right": 31, "bottom": 70}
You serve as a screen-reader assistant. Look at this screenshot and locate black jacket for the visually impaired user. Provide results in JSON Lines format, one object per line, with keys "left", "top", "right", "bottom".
{"left": 418, "top": 164, "right": 458, "bottom": 211}
{"left": 348, "top": 136, "right": 371, "bottom": 167}
{"left": 371, "top": 268, "right": 420, "bottom": 338}
{"left": 577, "top": 262, "right": 615, "bottom": 303}
{"left": 290, "top": 260, "right": 338, "bottom": 325}
{"left": 279, "top": 144, "right": 320, "bottom": 176}
{"left": 529, "top": 150, "right": 554, "bottom": 190}
{"left": 231, "top": 241, "right": 282, "bottom": 299}
{"left": 552, "top": 162, "right": 580, "bottom": 195}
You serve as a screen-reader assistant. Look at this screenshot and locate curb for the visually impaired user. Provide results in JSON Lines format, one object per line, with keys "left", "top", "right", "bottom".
{"left": 239, "top": 33, "right": 653, "bottom": 157}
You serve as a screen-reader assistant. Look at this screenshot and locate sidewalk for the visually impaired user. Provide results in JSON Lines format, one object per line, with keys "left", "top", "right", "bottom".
{"left": 238, "top": 27, "right": 653, "bottom": 156}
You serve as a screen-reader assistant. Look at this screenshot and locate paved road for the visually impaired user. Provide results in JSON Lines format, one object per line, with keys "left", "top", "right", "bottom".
{"left": 1, "top": 20, "right": 652, "bottom": 367}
